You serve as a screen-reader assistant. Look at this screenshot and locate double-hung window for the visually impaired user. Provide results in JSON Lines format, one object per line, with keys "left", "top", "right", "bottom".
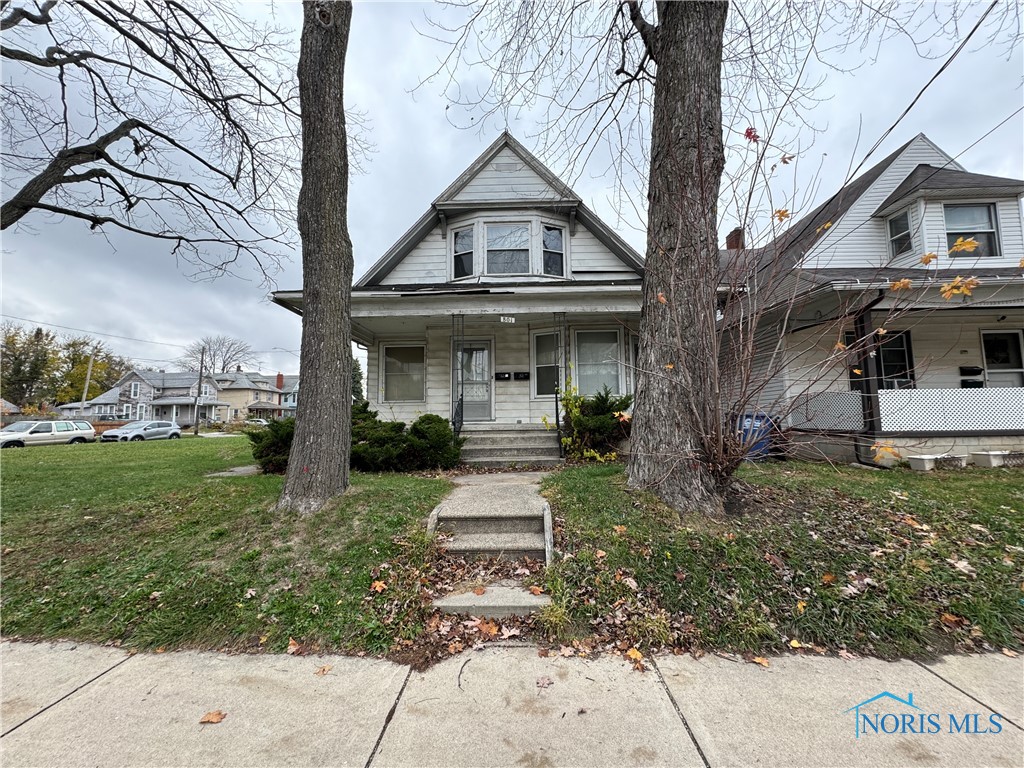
{"left": 945, "top": 204, "right": 998, "bottom": 258}
{"left": 533, "top": 332, "right": 560, "bottom": 397}
{"left": 485, "top": 224, "right": 530, "bottom": 274}
{"left": 575, "top": 330, "right": 621, "bottom": 395}
{"left": 887, "top": 211, "right": 912, "bottom": 259}
{"left": 453, "top": 227, "right": 474, "bottom": 279}
{"left": 845, "top": 331, "right": 915, "bottom": 390}
{"left": 130, "top": 381, "right": 140, "bottom": 399}
{"left": 542, "top": 226, "right": 565, "bottom": 276}
{"left": 383, "top": 345, "right": 425, "bottom": 402}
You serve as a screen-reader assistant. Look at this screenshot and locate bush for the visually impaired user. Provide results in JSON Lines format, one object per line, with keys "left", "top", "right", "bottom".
{"left": 408, "top": 413, "right": 465, "bottom": 470}
{"left": 562, "top": 383, "right": 632, "bottom": 460}
{"left": 248, "top": 417, "right": 294, "bottom": 474}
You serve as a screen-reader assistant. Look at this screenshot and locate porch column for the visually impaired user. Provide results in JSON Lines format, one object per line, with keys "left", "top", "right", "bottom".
{"left": 854, "top": 304, "right": 881, "bottom": 440}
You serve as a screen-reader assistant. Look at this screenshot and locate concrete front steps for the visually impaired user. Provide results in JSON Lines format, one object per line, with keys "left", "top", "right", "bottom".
{"left": 459, "top": 424, "right": 562, "bottom": 468}
{"left": 433, "top": 580, "right": 551, "bottom": 620}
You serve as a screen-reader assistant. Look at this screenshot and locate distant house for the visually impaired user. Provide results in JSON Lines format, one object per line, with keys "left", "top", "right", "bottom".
{"left": 58, "top": 370, "right": 228, "bottom": 423}
{"left": 1, "top": 398, "right": 21, "bottom": 415}
{"left": 724, "top": 133, "right": 1023, "bottom": 461}
{"left": 212, "top": 369, "right": 293, "bottom": 420}
{"left": 279, "top": 375, "right": 299, "bottom": 416}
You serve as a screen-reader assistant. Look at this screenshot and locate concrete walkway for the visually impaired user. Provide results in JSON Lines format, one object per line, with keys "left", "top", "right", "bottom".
{"left": 2, "top": 640, "right": 1021, "bottom": 767}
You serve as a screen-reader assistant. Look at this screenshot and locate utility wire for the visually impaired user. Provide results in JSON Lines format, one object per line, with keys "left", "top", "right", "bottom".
{"left": 0, "top": 314, "right": 189, "bottom": 349}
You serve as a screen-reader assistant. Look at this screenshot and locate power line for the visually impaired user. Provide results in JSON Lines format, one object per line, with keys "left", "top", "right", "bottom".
{"left": 0, "top": 314, "right": 189, "bottom": 350}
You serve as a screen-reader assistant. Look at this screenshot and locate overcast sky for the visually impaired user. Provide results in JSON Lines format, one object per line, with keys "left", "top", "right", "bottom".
{"left": 2, "top": 1, "right": 1021, "bottom": 378}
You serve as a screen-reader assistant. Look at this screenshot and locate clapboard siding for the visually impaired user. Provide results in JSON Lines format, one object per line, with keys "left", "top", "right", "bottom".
{"left": 919, "top": 198, "right": 1024, "bottom": 270}
{"left": 801, "top": 136, "right": 956, "bottom": 270}
{"left": 453, "top": 147, "right": 564, "bottom": 202}
{"left": 379, "top": 223, "right": 447, "bottom": 285}
{"left": 569, "top": 225, "right": 642, "bottom": 279}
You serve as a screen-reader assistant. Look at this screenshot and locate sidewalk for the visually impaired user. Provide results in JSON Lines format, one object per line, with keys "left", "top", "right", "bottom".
{"left": 2, "top": 640, "right": 1021, "bottom": 767}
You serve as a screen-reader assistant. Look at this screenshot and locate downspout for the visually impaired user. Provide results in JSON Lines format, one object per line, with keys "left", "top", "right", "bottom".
{"left": 852, "top": 291, "right": 885, "bottom": 466}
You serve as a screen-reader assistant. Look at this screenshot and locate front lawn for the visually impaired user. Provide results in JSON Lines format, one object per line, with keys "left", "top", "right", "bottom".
{"left": 0, "top": 439, "right": 451, "bottom": 654}
{"left": 540, "top": 463, "right": 1024, "bottom": 658}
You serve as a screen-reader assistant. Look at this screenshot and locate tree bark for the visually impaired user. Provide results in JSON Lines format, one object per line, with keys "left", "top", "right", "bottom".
{"left": 277, "top": 0, "right": 353, "bottom": 514}
{"left": 627, "top": 2, "right": 728, "bottom": 514}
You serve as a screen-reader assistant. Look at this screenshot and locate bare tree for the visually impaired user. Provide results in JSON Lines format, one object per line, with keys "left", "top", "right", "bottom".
{"left": 421, "top": 0, "right": 1021, "bottom": 514}
{"left": 1, "top": 1, "right": 302, "bottom": 279}
{"left": 177, "top": 334, "right": 256, "bottom": 373}
{"left": 276, "top": 0, "right": 354, "bottom": 514}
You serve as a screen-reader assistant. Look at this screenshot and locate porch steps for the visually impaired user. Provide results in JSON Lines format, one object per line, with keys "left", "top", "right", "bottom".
{"left": 459, "top": 424, "right": 562, "bottom": 468}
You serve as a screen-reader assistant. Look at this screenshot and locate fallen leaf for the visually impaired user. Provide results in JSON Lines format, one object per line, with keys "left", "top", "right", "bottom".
{"left": 199, "top": 710, "right": 227, "bottom": 724}
{"left": 559, "top": 645, "right": 575, "bottom": 657}
{"left": 940, "top": 612, "right": 967, "bottom": 628}
{"left": 258, "top": 635, "right": 268, "bottom": 645}
{"left": 595, "top": 549, "right": 607, "bottom": 559}
{"left": 500, "top": 626, "right": 521, "bottom": 640}
{"left": 912, "top": 559, "right": 931, "bottom": 572}
{"left": 244, "top": 588, "right": 257, "bottom": 599}
{"left": 529, "top": 585, "right": 544, "bottom": 596}
{"left": 537, "top": 648, "right": 549, "bottom": 658}
{"left": 537, "top": 676, "right": 553, "bottom": 689}
{"left": 946, "top": 558, "right": 977, "bottom": 579}
{"left": 796, "top": 600, "right": 807, "bottom": 615}
{"left": 149, "top": 591, "right": 162, "bottom": 601}
{"left": 448, "top": 640, "right": 464, "bottom": 654}
{"left": 838, "top": 649, "right": 858, "bottom": 661}
{"left": 371, "top": 580, "right": 387, "bottom": 593}
{"left": 789, "top": 639, "right": 803, "bottom": 649}
{"left": 751, "top": 656, "right": 770, "bottom": 668}
{"left": 822, "top": 573, "right": 836, "bottom": 584}
{"left": 1001, "top": 648, "right": 1019, "bottom": 658}
{"left": 613, "top": 525, "right": 627, "bottom": 535}
{"left": 473, "top": 586, "right": 486, "bottom": 596}
{"left": 478, "top": 619, "right": 499, "bottom": 638}
{"left": 314, "top": 664, "right": 332, "bottom": 676}
{"left": 155, "top": 647, "right": 166, "bottom": 654}
{"left": 625, "top": 647, "right": 644, "bottom": 662}
{"left": 286, "top": 638, "right": 300, "bottom": 655}
{"left": 840, "top": 584, "right": 862, "bottom": 598}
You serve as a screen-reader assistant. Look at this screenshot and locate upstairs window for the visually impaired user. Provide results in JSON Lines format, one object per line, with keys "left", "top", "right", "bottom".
{"left": 486, "top": 224, "right": 530, "bottom": 274}
{"left": 887, "top": 211, "right": 912, "bottom": 259}
{"left": 130, "top": 381, "right": 140, "bottom": 399}
{"left": 453, "top": 227, "right": 474, "bottom": 279}
{"left": 542, "top": 226, "right": 564, "bottom": 276}
{"left": 945, "top": 204, "right": 997, "bottom": 258}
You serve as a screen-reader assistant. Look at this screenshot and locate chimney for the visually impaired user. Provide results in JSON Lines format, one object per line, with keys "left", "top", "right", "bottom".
{"left": 276, "top": 372, "right": 285, "bottom": 390}
{"left": 726, "top": 227, "right": 745, "bottom": 250}
{"left": 236, "top": 365, "right": 243, "bottom": 373}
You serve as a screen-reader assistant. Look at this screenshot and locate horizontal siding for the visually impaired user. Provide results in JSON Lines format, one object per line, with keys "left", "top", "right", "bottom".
{"left": 454, "top": 147, "right": 564, "bottom": 202}
{"left": 920, "top": 198, "right": 1024, "bottom": 271}
{"left": 569, "top": 225, "right": 639, "bottom": 279}
{"left": 801, "top": 136, "right": 954, "bottom": 270}
{"left": 380, "top": 223, "right": 447, "bottom": 284}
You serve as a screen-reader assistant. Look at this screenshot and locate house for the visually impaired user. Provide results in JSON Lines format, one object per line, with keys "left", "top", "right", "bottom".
{"left": 1, "top": 398, "right": 21, "bottom": 415}
{"left": 727, "top": 133, "right": 1024, "bottom": 462}
{"left": 58, "top": 370, "right": 228, "bottom": 423}
{"left": 273, "top": 133, "right": 644, "bottom": 455}
{"left": 279, "top": 375, "right": 299, "bottom": 416}
{"left": 212, "top": 369, "right": 292, "bottom": 420}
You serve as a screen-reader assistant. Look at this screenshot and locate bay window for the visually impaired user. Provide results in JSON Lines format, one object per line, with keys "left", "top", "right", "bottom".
{"left": 453, "top": 227, "right": 474, "bottom": 278}
{"left": 486, "top": 223, "right": 530, "bottom": 274}
{"left": 542, "top": 226, "right": 564, "bottom": 276}
{"left": 383, "top": 345, "right": 425, "bottom": 402}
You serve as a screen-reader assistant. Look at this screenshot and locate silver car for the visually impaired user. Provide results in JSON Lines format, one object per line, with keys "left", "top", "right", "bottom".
{"left": 0, "top": 420, "right": 96, "bottom": 448}
{"left": 100, "top": 420, "right": 182, "bottom": 442}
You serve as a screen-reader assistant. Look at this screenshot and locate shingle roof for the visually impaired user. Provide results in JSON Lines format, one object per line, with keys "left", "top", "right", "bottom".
{"left": 873, "top": 165, "right": 1024, "bottom": 216}
{"left": 134, "top": 371, "right": 204, "bottom": 389}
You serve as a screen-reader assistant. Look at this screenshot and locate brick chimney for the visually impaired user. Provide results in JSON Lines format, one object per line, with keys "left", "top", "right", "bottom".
{"left": 276, "top": 372, "right": 285, "bottom": 390}
{"left": 725, "top": 227, "right": 745, "bottom": 250}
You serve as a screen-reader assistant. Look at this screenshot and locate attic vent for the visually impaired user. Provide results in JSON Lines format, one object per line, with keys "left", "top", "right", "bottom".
{"left": 492, "top": 162, "right": 521, "bottom": 172}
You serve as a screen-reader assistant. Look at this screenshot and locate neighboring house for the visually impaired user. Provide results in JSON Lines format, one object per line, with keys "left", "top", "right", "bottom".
{"left": 279, "top": 375, "right": 299, "bottom": 416}
{"left": 1, "top": 398, "right": 21, "bottom": 415}
{"left": 213, "top": 369, "right": 291, "bottom": 420}
{"left": 273, "top": 132, "right": 644, "bottom": 433}
{"left": 58, "top": 370, "right": 228, "bottom": 423}
{"left": 728, "top": 133, "right": 1023, "bottom": 461}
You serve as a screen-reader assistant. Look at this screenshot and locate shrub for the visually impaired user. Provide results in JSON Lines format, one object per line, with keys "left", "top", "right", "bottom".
{"left": 248, "top": 417, "right": 294, "bottom": 474}
{"left": 407, "top": 413, "right": 465, "bottom": 470}
{"left": 561, "top": 383, "right": 632, "bottom": 460}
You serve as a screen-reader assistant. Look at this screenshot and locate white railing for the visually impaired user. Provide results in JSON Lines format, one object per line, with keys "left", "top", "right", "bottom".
{"left": 789, "top": 391, "right": 864, "bottom": 432}
{"left": 878, "top": 388, "right": 1024, "bottom": 432}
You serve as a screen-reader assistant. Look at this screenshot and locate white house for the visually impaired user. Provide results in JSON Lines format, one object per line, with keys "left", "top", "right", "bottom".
{"left": 274, "top": 133, "right": 643, "bottom": 456}
{"left": 58, "top": 370, "right": 228, "bottom": 424}
{"left": 729, "top": 133, "right": 1024, "bottom": 461}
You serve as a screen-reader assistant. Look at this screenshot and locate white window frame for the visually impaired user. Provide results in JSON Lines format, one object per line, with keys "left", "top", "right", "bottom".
{"left": 530, "top": 330, "right": 562, "bottom": 400}
{"left": 887, "top": 210, "right": 912, "bottom": 259}
{"left": 448, "top": 214, "right": 572, "bottom": 281}
{"left": 129, "top": 381, "right": 140, "bottom": 399}
{"left": 202, "top": 383, "right": 211, "bottom": 397}
{"left": 452, "top": 225, "right": 475, "bottom": 280}
{"left": 484, "top": 221, "right": 533, "bottom": 276}
{"left": 122, "top": 403, "right": 132, "bottom": 418}
{"left": 380, "top": 343, "right": 427, "bottom": 403}
{"left": 541, "top": 223, "right": 566, "bottom": 277}
{"left": 573, "top": 328, "right": 624, "bottom": 396}
{"left": 980, "top": 329, "right": 1024, "bottom": 387}
{"left": 944, "top": 203, "right": 999, "bottom": 258}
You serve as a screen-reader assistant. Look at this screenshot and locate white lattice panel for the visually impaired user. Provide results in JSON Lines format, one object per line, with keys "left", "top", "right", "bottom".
{"left": 789, "top": 391, "right": 864, "bottom": 431}
{"left": 879, "top": 388, "right": 1024, "bottom": 432}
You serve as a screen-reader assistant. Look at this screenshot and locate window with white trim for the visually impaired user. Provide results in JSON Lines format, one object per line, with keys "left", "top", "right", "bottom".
{"left": 202, "top": 383, "right": 211, "bottom": 397}
{"left": 383, "top": 345, "right": 426, "bottom": 402}
{"left": 542, "top": 226, "right": 564, "bottom": 276}
{"left": 486, "top": 223, "right": 530, "bottom": 274}
{"left": 575, "top": 330, "right": 622, "bottom": 395}
{"left": 130, "top": 381, "right": 140, "bottom": 399}
{"left": 532, "top": 332, "right": 560, "bottom": 398}
{"left": 945, "top": 204, "right": 998, "bottom": 258}
{"left": 887, "top": 211, "right": 912, "bottom": 259}
{"left": 122, "top": 403, "right": 132, "bottom": 418}
{"left": 453, "top": 226, "right": 474, "bottom": 279}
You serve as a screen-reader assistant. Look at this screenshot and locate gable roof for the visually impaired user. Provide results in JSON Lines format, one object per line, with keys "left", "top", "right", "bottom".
{"left": 356, "top": 132, "right": 644, "bottom": 286}
{"left": 873, "top": 164, "right": 1024, "bottom": 217}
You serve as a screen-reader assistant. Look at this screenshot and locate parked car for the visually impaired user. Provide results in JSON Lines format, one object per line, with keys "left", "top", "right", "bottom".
{"left": 0, "top": 420, "right": 96, "bottom": 448}
{"left": 244, "top": 418, "right": 270, "bottom": 427}
{"left": 96, "top": 415, "right": 123, "bottom": 422}
{"left": 100, "top": 420, "right": 182, "bottom": 442}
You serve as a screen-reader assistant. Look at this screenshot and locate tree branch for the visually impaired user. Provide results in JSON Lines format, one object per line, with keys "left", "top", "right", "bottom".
{"left": 1, "top": 0, "right": 56, "bottom": 31}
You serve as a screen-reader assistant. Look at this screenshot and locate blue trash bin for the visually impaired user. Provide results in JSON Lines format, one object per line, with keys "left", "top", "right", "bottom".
{"left": 738, "top": 412, "right": 775, "bottom": 460}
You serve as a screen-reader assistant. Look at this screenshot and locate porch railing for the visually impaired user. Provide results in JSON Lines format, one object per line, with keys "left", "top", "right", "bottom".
{"left": 452, "top": 395, "right": 464, "bottom": 440}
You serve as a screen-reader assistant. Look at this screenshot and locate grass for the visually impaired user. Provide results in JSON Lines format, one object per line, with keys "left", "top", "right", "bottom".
{"left": 0, "top": 438, "right": 451, "bottom": 654}
{"left": 541, "top": 462, "right": 1024, "bottom": 658}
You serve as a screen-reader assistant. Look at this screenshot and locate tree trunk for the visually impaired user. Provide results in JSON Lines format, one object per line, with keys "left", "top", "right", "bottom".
{"left": 277, "top": 0, "right": 353, "bottom": 514}
{"left": 626, "top": 2, "right": 728, "bottom": 514}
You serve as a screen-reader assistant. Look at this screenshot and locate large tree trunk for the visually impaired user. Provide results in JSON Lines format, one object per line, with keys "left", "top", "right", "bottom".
{"left": 626, "top": 2, "right": 728, "bottom": 514}
{"left": 277, "top": 0, "right": 353, "bottom": 514}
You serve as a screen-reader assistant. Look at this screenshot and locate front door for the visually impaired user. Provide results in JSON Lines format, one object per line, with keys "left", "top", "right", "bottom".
{"left": 458, "top": 342, "right": 492, "bottom": 421}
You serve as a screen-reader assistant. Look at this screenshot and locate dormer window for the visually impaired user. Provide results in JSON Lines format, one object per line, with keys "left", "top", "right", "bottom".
{"left": 887, "top": 211, "right": 912, "bottom": 259}
{"left": 945, "top": 204, "right": 997, "bottom": 258}
{"left": 543, "top": 226, "right": 564, "bottom": 276}
{"left": 453, "top": 227, "right": 474, "bottom": 278}
{"left": 486, "top": 223, "right": 530, "bottom": 274}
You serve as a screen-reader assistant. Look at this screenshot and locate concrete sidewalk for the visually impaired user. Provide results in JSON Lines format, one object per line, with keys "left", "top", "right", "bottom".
{"left": 1, "top": 640, "right": 1021, "bottom": 767}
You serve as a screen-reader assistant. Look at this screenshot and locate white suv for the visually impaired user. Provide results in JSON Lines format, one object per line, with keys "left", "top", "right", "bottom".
{"left": 0, "top": 420, "right": 97, "bottom": 448}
